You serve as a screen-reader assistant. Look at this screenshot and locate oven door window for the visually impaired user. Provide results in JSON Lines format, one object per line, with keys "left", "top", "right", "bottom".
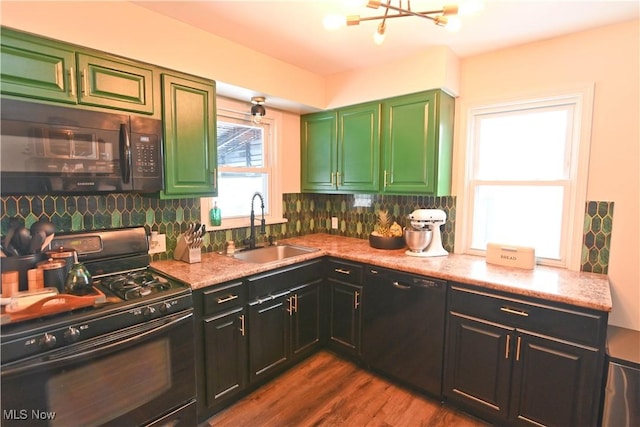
{"left": 1, "top": 312, "right": 195, "bottom": 427}
{"left": 47, "top": 339, "right": 171, "bottom": 427}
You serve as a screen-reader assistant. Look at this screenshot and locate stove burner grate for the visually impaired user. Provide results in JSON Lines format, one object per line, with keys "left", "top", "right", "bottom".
{"left": 100, "top": 271, "right": 172, "bottom": 301}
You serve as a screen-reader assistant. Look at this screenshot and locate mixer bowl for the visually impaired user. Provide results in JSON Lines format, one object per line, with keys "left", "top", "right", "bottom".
{"left": 403, "top": 228, "right": 433, "bottom": 252}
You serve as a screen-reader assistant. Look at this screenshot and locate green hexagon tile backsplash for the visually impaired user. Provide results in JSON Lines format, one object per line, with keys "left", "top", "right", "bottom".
{"left": 0, "top": 193, "right": 612, "bottom": 273}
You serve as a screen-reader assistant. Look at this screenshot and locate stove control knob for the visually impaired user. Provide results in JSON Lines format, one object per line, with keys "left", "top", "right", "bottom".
{"left": 142, "top": 306, "right": 156, "bottom": 318}
{"left": 159, "top": 302, "right": 172, "bottom": 314}
{"left": 39, "top": 333, "right": 57, "bottom": 349}
{"left": 64, "top": 327, "right": 81, "bottom": 343}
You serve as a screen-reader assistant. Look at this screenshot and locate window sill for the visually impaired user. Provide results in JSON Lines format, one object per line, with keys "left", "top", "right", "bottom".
{"left": 205, "top": 217, "right": 288, "bottom": 232}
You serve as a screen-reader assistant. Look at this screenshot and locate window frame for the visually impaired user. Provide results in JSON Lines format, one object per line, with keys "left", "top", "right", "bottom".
{"left": 200, "top": 98, "right": 285, "bottom": 231}
{"left": 456, "top": 85, "right": 594, "bottom": 270}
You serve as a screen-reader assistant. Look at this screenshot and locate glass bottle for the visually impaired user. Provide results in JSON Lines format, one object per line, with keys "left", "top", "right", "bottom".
{"left": 210, "top": 201, "right": 222, "bottom": 226}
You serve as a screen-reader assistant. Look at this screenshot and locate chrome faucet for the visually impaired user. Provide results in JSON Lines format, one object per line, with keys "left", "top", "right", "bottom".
{"left": 246, "top": 192, "right": 266, "bottom": 249}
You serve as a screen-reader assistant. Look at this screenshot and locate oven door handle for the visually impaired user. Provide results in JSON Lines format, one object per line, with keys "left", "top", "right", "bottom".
{"left": 2, "top": 311, "right": 192, "bottom": 377}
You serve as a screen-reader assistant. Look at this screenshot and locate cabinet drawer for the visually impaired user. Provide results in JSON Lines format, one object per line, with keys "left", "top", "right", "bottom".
{"left": 449, "top": 284, "right": 607, "bottom": 347}
{"left": 247, "top": 259, "right": 323, "bottom": 299}
{"left": 203, "top": 280, "right": 246, "bottom": 316}
{"left": 327, "top": 258, "right": 363, "bottom": 284}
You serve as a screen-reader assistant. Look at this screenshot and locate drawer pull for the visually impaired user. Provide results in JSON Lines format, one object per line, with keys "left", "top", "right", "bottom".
{"left": 217, "top": 294, "right": 238, "bottom": 304}
{"left": 335, "top": 268, "right": 351, "bottom": 275}
{"left": 370, "top": 269, "right": 379, "bottom": 274}
{"left": 500, "top": 307, "right": 529, "bottom": 317}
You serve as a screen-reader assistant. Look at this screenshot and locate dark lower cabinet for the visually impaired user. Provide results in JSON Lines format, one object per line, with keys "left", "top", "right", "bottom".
{"left": 203, "top": 307, "right": 248, "bottom": 408}
{"left": 291, "top": 280, "right": 324, "bottom": 358}
{"left": 444, "top": 283, "right": 607, "bottom": 427}
{"left": 328, "top": 281, "right": 362, "bottom": 356}
{"left": 326, "top": 259, "right": 364, "bottom": 357}
{"left": 248, "top": 291, "right": 291, "bottom": 382}
{"left": 195, "top": 280, "right": 248, "bottom": 419}
{"left": 247, "top": 260, "right": 325, "bottom": 384}
{"left": 510, "top": 331, "right": 600, "bottom": 426}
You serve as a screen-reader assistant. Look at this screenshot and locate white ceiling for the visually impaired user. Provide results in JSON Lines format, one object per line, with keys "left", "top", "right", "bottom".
{"left": 134, "top": 0, "right": 639, "bottom": 77}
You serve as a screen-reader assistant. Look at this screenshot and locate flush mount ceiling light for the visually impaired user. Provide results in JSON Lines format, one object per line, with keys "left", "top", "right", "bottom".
{"left": 324, "top": 0, "right": 482, "bottom": 44}
{"left": 250, "top": 96, "right": 266, "bottom": 124}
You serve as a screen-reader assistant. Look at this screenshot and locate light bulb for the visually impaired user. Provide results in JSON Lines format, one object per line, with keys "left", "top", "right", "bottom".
{"left": 373, "top": 23, "right": 386, "bottom": 45}
{"left": 445, "top": 16, "right": 461, "bottom": 32}
{"left": 323, "top": 14, "right": 347, "bottom": 30}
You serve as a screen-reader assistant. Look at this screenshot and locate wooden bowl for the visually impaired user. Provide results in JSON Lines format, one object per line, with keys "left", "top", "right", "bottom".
{"left": 369, "top": 234, "right": 406, "bottom": 250}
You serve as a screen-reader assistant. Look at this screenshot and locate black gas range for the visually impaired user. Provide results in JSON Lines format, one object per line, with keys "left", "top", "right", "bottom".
{"left": 1, "top": 227, "right": 192, "bottom": 363}
{"left": 1, "top": 227, "right": 196, "bottom": 427}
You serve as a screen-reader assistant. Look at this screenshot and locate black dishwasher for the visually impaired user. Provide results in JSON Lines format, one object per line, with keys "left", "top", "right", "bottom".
{"left": 362, "top": 266, "right": 447, "bottom": 397}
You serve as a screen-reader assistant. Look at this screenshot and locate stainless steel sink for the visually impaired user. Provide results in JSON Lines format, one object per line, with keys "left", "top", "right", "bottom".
{"left": 232, "top": 244, "right": 319, "bottom": 264}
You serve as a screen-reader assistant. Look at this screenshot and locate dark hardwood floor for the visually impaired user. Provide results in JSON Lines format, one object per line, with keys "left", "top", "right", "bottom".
{"left": 202, "top": 351, "right": 490, "bottom": 427}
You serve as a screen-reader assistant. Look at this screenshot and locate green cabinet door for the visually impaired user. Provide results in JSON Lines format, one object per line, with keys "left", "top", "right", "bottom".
{"left": 161, "top": 73, "right": 217, "bottom": 198}
{"left": 338, "top": 102, "right": 380, "bottom": 192}
{"left": 0, "top": 28, "right": 76, "bottom": 103}
{"left": 76, "top": 53, "right": 154, "bottom": 114}
{"left": 382, "top": 90, "right": 454, "bottom": 195}
{"left": 301, "top": 102, "right": 380, "bottom": 193}
{"left": 301, "top": 111, "right": 337, "bottom": 192}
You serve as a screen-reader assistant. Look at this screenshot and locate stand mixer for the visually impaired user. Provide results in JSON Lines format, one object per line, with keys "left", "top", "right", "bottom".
{"left": 404, "top": 209, "right": 449, "bottom": 257}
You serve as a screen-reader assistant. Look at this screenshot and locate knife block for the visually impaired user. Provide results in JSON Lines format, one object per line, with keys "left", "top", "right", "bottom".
{"left": 173, "top": 235, "right": 201, "bottom": 264}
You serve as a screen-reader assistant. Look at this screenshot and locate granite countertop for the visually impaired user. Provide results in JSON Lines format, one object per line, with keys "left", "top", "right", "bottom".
{"left": 151, "top": 233, "right": 612, "bottom": 312}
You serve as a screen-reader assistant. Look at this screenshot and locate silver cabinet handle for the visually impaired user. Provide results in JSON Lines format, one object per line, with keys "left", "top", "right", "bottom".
{"left": 500, "top": 307, "right": 529, "bottom": 317}
{"left": 239, "top": 314, "right": 245, "bottom": 337}
{"left": 384, "top": 170, "right": 388, "bottom": 187}
{"left": 81, "top": 68, "right": 88, "bottom": 96}
{"left": 505, "top": 334, "right": 511, "bottom": 359}
{"left": 354, "top": 290, "right": 360, "bottom": 309}
{"left": 217, "top": 294, "right": 238, "bottom": 304}
{"left": 516, "top": 336, "right": 522, "bottom": 361}
{"left": 68, "top": 67, "right": 76, "bottom": 97}
{"left": 331, "top": 172, "right": 336, "bottom": 186}
{"left": 334, "top": 268, "right": 351, "bottom": 275}
{"left": 336, "top": 171, "right": 341, "bottom": 186}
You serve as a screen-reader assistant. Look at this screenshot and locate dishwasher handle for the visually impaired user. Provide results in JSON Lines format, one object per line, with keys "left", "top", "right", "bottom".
{"left": 392, "top": 281, "right": 412, "bottom": 290}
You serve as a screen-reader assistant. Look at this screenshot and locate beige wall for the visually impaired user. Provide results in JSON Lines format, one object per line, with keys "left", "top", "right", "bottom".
{"left": 455, "top": 20, "right": 640, "bottom": 330}
{"left": 1, "top": 3, "right": 637, "bottom": 330}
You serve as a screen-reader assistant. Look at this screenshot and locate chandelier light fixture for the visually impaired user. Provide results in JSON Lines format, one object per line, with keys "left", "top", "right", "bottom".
{"left": 250, "top": 96, "right": 266, "bottom": 124}
{"left": 324, "top": 0, "right": 482, "bottom": 45}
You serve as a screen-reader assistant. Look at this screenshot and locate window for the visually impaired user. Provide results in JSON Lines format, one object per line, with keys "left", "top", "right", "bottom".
{"left": 462, "top": 87, "right": 593, "bottom": 268}
{"left": 200, "top": 99, "right": 284, "bottom": 230}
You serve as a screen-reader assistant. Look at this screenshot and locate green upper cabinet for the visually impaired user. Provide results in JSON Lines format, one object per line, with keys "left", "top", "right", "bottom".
{"left": 301, "top": 102, "right": 380, "bottom": 193}
{"left": 381, "top": 90, "right": 454, "bottom": 195}
{"left": 0, "top": 27, "right": 154, "bottom": 114}
{"left": 0, "top": 28, "right": 76, "bottom": 104}
{"left": 75, "top": 53, "right": 153, "bottom": 114}
{"left": 301, "top": 111, "right": 337, "bottom": 192}
{"left": 338, "top": 103, "right": 380, "bottom": 192}
{"left": 160, "top": 73, "right": 217, "bottom": 199}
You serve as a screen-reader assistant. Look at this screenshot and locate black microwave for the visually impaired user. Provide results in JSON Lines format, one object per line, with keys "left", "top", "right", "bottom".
{"left": 0, "top": 99, "right": 164, "bottom": 195}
